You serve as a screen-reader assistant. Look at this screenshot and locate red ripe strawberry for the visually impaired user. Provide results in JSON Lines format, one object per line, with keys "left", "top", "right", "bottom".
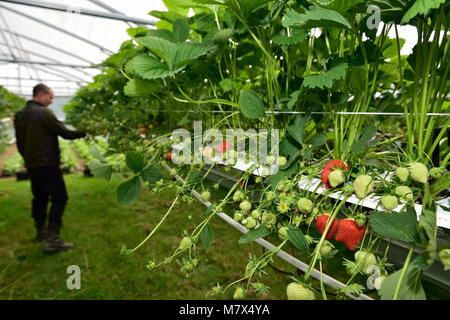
{"left": 335, "top": 219, "right": 366, "bottom": 251}
{"left": 315, "top": 214, "right": 339, "bottom": 240}
{"left": 165, "top": 152, "right": 172, "bottom": 161}
{"left": 321, "top": 160, "right": 347, "bottom": 189}
{"left": 214, "top": 141, "right": 233, "bottom": 154}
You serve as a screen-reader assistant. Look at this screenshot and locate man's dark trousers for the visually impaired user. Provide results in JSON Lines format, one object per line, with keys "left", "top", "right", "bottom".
{"left": 29, "top": 165, "right": 68, "bottom": 226}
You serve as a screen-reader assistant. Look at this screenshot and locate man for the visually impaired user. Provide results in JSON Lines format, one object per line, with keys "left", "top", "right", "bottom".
{"left": 14, "top": 84, "right": 86, "bottom": 253}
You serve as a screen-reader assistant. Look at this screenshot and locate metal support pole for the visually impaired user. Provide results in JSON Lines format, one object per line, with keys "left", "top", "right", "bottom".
{"left": 0, "top": 76, "right": 85, "bottom": 84}
{"left": 0, "top": 3, "right": 114, "bottom": 54}
{"left": 0, "top": 0, "right": 156, "bottom": 25}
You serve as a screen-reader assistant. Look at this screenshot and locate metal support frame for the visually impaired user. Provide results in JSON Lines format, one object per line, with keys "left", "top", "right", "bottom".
{"left": 0, "top": 42, "right": 94, "bottom": 77}
{"left": 0, "top": 29, "right": 95, "bottom": 65}
{"left": 0, "top": 0, "right": 156, "bottom": 25}
{"left": 0, "top": 3, "right": 114, "bottom": 54}
{"left": 0, "top": 58, "right": 94, "bottom": 68}
{"left": 88, "top": 0, "right": 140, "bottom": 28}
{"left": 0, "top": 76, "right": 85, "bottom": 83}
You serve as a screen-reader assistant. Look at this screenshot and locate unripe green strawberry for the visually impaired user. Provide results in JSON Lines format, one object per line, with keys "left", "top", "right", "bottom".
{"left": 286, "top": 282, "right": 315, "bottom": 300}
{"left": 261, "top": 211, "right": 276, "bottom": 226}
{"left": 179, "top": 237, "right": 192, "bottom": 250}
{"left": 278, "top": 226, "right": 289, "bottom": 240}
{"left": 395, "top": 167, "right": 409, "bottom": 182}
{"left": 297, "top": 198, "right": 313, "bottom": 214}
{"left": 429, "top": 167, "right": 445, "bottom": 179}
{"left": 255, "top": 176, "right": 263, "bottom": 184}
{"left": 239, "top": 200, "right": 252, "bottom": 213}
{"left": 380, "top": 195, "right": 398, "bottom": 211}
{"left": 234, "top": 211, "right": 243, "bottom": 222}
{"left": 251, "top": 209, "right": 261, "bottom": 219}
{"left": 343, "top": 184, "right": 354, "bottom": 195}
{"left": 156, "top": 179, "right": 164, "bottom": 187}
{"left": 319, "top": 240, "right": 334, "bottom": 257}
{"left": 438, "top": 248, "right": 450, "bottom": 267}
{"left": 374, "top": 275, "right": 386, "bottom": 290}
{"left": 262, "top": 167, "right": 270, "bottom": 176}
{"left": 292, "top": 215, "right": 302, "bottom": 226}
{"left": 233, "top": 287, "right": 245, "bottom": 300}
{"left": 395, "top": 186, "right": 414, "bottom": 201}
{"left": 245, "top": 216, "right": 257, "bottom": 229}
{"left": 354, "top": 250, "right": 377, "bottom": 275}
{"left": 408, "top": 162, "right": 428, "bottom": 183}
{"left": 170, "top": 168, "right": 177, "bottom": 176}
{"left": 266, "top": 191, "right": 276, "bottom": 201}
{"left": 328, "top": 169, "right": 345, "bottom": 188}
{"left": 354, "top": 174, "right": 374, "bottom": 199}
{"left": 201, "top": 191, "right": 211, "bottom": 202}
{"left": 278, "top": 156, "right": 287, "bottom": 166}
{"left": 233, "top": 190, "right": 244, "bottom": 201}
{"left": 266, "top": 155, "right": 275, "bottom": 165}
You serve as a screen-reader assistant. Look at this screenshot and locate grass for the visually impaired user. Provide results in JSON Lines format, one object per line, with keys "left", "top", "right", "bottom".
{"left": 0, "top": 173, "right": 295, "bottom": 300}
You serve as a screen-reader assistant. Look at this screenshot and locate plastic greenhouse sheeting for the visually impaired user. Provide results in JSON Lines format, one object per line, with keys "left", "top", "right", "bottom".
{"left": 0, "top": 0, "right": 167, "bottom": 97}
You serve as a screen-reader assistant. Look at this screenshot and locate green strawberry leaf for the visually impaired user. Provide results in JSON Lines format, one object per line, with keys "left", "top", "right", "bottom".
{"left": 287, "top": 224, "right": 309, "bottom": 252}
{"left": 401, "top": 0, "right": 446, "bottom": 24}
{"left": 116, "top": 176, "right": 142, "bottom": 205}
{"left": 238, "top": 225, "right": 273, "bottom": 244}
{"left": 89, "top": 160, "right": 113, "bottom": 180}
{"left": 200, "top": 224, "right": 214, "bottom": 250}
{"left": 239, "top": 89, "right": 266, "bottom": 119}
{"left": 287, "top": 115, "right": 308, "bottom": 145}
{"left": 308, "top": 133, "right": 327, "bottom": 148}
{"left": 126, "top": 151, "right": 145, "bottom": 173}
{"left": 141, "top": 166, "right": 163, "bottom": 186}
{"left": 89, "top": 145, "right": 106, "bottom": 162}
{"left": 302, "top": 62, "right": 348, "bottom": 89}
{"left": 172, "top": 18, "right": 190, "bottom": 43}
{"left": 380, "top": 263, "right": 426, "bottom": 300}
{"left": 272, "top": 29, "right": 308, "bottom": 46}
{"left": 369, "top": 205, "right": 422, "bottom": 245}
{"left": 418, "top": 201, "right": 437, "bottom": 268}
{"left": 124, "top": 79, "right": 161, "bottom": 97}
{"left": 282, "top": 5, "right": 352, "bottom": 30}
{"left": 127, "top": 55, "right": 180, "bottom": 80}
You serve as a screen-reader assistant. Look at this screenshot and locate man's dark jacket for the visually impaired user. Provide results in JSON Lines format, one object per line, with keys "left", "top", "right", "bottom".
{"left": 14, "top": 100, "right": 85, "bottom": 169}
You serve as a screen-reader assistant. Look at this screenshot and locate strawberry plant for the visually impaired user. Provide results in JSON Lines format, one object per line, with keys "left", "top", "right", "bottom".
{"left": 63, "top": 0, "right": 450, "bottom": 300}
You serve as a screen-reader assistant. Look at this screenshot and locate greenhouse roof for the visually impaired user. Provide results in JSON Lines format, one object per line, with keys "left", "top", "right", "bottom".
{"left": 0, "top": 0, "right": 168, "bottom": 97}
{"left": 0, "top": 0, "right": 418, "bottom": 98}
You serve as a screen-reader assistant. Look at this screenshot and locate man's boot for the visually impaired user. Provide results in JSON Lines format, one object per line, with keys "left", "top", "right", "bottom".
{"left": 33, "top": 220, "right": 47, "bottom": 243}
{"left": 43, "top": 222, "right": 74, "bottom": 253}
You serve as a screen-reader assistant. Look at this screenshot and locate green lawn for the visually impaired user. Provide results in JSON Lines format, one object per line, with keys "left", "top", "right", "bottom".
{"left": 0, "top": 173, "right": 295, "bottom": 300}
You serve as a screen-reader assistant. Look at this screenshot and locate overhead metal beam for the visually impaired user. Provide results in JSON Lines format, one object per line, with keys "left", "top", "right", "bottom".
{"left": 0, "top": 29, "right": 95, "bottom": 65}
{"left": 1, "top": 59, "right": 92, "bottom": 83}
{"left": 0, "top": 3, "right": 114, "bottom": 54}
{"left": 0, "top": 0, "right": 156, "bottom": 25}
{"left": 88, "top": 0, "right": 138, "bottom": 28}
{"left": 0, "top": 41, "right": 96, "bottom": 78}
{"left": 0, "top": 76, "right": 85, "bottom": 83}
{"left": 0, "top": 58, "right": 94, "bottom": 68}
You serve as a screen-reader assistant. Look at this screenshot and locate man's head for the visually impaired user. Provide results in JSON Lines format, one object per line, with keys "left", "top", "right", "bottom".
{"left": 32, "top": 83, "right": 54, "bottom": 107}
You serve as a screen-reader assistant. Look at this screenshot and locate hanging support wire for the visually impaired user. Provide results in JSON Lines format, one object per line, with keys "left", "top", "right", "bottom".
{"left": 87, "top": 0, "right": 144, "bottom": 28}
{"left": 0, "top": 3, "right": 114, "bottom": 55}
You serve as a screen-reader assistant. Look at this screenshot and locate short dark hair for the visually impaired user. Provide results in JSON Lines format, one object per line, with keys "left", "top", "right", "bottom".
{"left": 33, "top": 83, "right": 51, "bottom": 97}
